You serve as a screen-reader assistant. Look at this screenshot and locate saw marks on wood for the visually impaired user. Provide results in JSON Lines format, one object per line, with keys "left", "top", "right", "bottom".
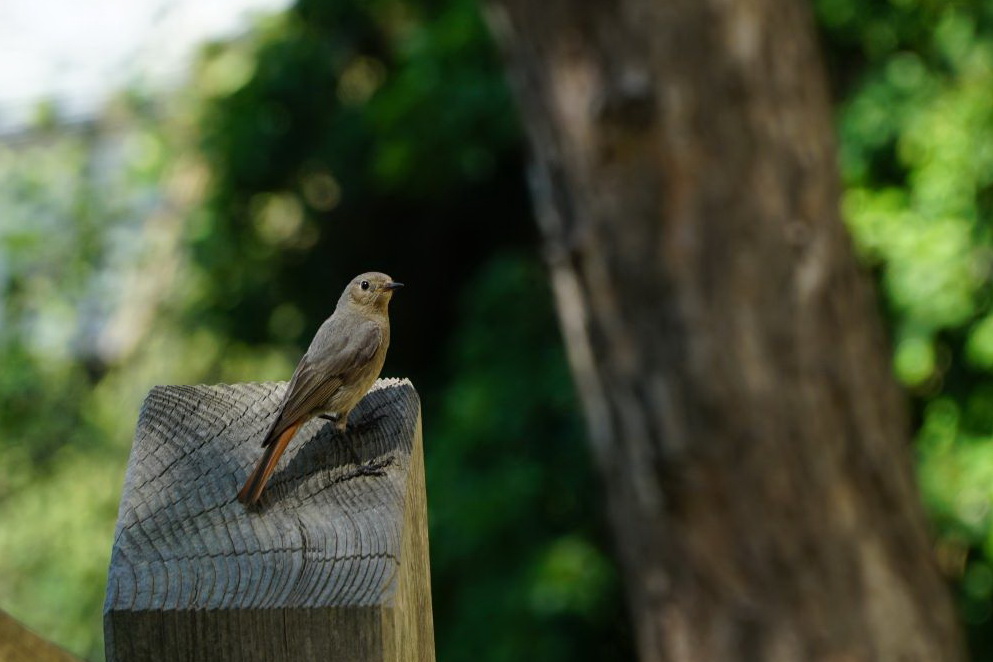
{"left": 103, "top": 378, "right": 434, "bottom": 662}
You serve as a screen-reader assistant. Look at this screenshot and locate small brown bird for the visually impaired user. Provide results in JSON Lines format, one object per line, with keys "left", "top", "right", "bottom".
{"left": 237, "top": 272, "right": 402, "bottom": 506}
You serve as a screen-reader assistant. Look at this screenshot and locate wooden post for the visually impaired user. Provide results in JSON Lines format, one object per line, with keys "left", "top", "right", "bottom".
{"left": 103, "top": 378, "right": 434, "bottom": 662}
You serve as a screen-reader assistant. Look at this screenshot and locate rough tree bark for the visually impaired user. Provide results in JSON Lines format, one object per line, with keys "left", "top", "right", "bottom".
{"left": 483, "top": 0, "right": 964, "bottom": 660}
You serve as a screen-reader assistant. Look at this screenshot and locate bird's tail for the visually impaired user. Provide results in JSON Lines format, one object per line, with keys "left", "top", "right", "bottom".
{"left": 237, "top": 420, "right": 303, "bottom": 506}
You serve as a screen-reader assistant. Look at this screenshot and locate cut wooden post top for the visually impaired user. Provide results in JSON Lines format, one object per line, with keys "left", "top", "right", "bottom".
{"left": 104, "top": 377, "right": 424, "bottom": 615}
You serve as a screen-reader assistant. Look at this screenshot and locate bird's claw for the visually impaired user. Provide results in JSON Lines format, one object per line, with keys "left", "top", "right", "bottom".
{"left": 345, "top": 457, "right": 393, "bottom": 479}
{"left": 319, "top": 412, "right": 386, "bottom": 435}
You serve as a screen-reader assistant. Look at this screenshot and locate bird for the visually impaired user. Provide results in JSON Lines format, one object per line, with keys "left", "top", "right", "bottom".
{"left": 237, "top": 272, "right": 403, "bottom": 506}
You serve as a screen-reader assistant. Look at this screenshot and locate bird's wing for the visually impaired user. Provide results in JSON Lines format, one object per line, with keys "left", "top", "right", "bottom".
{"left": 261, "top": 317, "right": 382, "bottom": 447}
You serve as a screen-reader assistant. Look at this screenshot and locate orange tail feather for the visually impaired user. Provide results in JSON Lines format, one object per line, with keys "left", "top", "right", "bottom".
{"left": 237, "top": 420, "right": 303, "bottom": 505}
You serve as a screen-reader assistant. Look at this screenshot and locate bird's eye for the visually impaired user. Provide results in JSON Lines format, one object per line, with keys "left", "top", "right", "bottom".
{"left": 360, "top": 280, "right": 370, "bottom": 291}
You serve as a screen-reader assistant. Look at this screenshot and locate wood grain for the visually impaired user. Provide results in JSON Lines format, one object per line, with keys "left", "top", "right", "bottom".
{"left": 103, "top": 378, "right": 434, "bottom": 662}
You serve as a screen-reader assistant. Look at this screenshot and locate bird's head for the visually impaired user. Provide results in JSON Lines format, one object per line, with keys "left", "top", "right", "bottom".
{"left": 342, "top": 272, "right": 403, "bottom": 313}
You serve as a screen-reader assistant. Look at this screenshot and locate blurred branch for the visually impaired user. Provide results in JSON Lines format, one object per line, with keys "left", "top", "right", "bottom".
{"left": 0, "top": 610, "right": 81, "bottom": 662}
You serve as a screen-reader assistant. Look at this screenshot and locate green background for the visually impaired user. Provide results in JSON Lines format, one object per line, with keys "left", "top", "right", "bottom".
{"left": 2, "top": 0, "right": 993, "bottom": 659}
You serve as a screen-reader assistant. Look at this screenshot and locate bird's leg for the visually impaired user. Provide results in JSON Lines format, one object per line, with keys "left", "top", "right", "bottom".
{"left": 319, "top": 411, "right": 385, "bottom": 434}
{"left": 318, "top": 412, "right": 388, "bottom": 472}
{"left": 344, "top": 455, "right": 393, "bottom": 479}
{"left": 318, "top": 412, "right": 354, "bottom": 435}
{"left": 322, "top": 412, "right": 364, "bottom": 464}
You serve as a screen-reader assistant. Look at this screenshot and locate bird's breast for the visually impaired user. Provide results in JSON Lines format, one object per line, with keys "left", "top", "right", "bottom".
{"left": 324, "top": 335, "right": 389, "bottom": 416}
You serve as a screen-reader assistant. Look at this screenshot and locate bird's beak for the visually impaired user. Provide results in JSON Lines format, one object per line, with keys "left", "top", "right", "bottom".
{"left": 383, "top": 281, "right": 404, "bottom": 291}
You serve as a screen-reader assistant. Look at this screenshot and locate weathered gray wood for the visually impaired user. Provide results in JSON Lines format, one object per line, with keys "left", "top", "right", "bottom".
{"left": 104, "top": 378, "right": 434, "bottom": 662}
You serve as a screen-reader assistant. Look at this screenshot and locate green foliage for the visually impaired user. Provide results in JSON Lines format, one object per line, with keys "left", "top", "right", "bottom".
{"left": 0, "top": 118, "right": 162, "bottom": 658}
{"left": 427, "top": 255, "right": 631, "bottom": 661}
{"left": 0, "top": 1, "right": 623, "bottom": 660}
{"left": 186, "top": 1, "right": 630, "bottom": 658}
{"left": 7, "top": 0, "right": 993, "bottom": 659}
{"left": 191, "top": 0, "right": 520, "bottom": 347}
{"left": 817, "top": 0, "right": 993, "bottom": 654}
{"left": 0, "top": 98, "right": 299, "bottom": 658}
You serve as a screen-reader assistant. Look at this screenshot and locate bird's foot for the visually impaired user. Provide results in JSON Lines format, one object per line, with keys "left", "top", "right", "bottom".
{"left": 318, "top": 412, "right": 388, "bottom": 463}
{"left": 318, "top": 412, "right": 385, "bottom": 435}
{"left": 343, "top": 456, "right": 394, "bottom": 480}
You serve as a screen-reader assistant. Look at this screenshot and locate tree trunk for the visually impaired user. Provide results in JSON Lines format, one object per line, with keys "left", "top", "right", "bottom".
{"left": 483, "top": 0, "right": 964, "bottom": 660}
